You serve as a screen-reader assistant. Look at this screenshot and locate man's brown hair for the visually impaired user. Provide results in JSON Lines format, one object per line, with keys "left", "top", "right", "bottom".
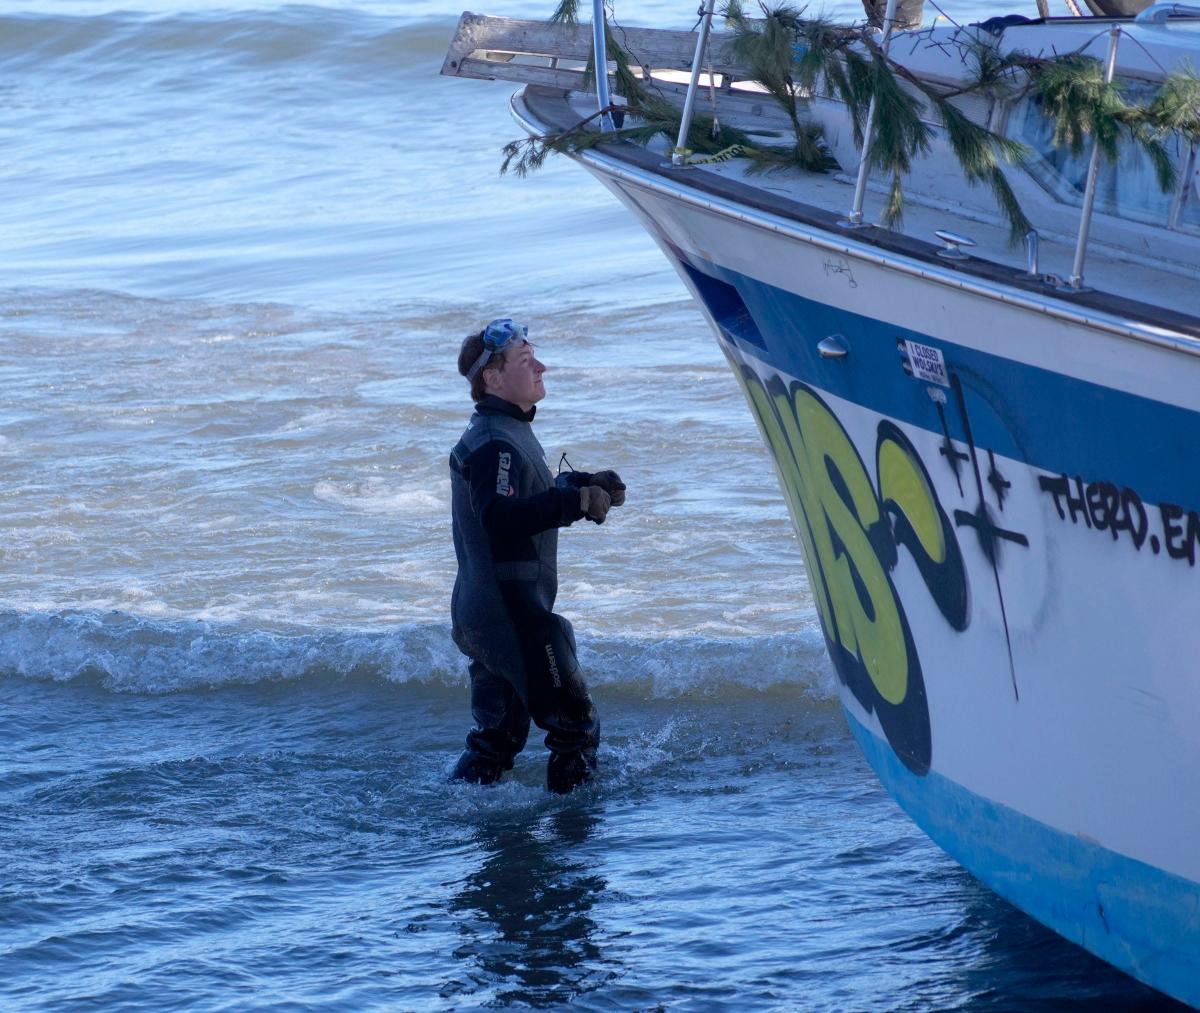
{"left": 458, "top": 330, "right": 504, "bottom": 402}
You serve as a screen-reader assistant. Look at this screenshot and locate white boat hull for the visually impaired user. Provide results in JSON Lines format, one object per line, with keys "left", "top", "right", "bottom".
{"left": 578, "top": 144, "right": 1200, "bottom": 1006}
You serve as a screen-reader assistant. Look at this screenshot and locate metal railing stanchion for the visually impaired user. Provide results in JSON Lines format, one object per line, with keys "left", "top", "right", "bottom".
{"left": 1069, "top": 24, "right": 1121, "bottom": 290}
{"left": 592, "top": 0, "right": 614, "bottom": 131}
{"left": 672, "top": 0, "right": 718, "bottom": 166}
{"left": 839, "top": 0, "right": 899, "bottom": 228}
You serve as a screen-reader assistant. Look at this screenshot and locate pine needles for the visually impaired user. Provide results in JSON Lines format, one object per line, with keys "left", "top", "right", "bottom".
{"left": 507, "top": 2, "right": 1197, "bottom": 244}
{"left": 503, "top": 1, "right": 830, "bottom": 179}
{"left": 721, "top": 6, "right": 1192, "bottom": 241}
{"left": 933, "top": 99, "right": 1031, "bottom": 241}
{"left": 724, "top": 4, "right": 1031, "bottom": 235}
{"left": 724, "top": 1, "right": 839, "bottom": 172}
{"left": 548, "top": 0, "right": 580, "bottom": 25}
{"left": 500, "top": 101, "right": 758, "bottom": 178}
{"left": 1147, "top": 69, "right": 1200, "bottom": 143}
{"left": 1028, "top": 54, "right": 1177, "bottom": 193}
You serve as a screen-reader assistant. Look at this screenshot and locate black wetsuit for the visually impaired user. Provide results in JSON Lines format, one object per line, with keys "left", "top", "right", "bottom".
{"left": 448, "top": 395, "right": 600, "bottom": 791}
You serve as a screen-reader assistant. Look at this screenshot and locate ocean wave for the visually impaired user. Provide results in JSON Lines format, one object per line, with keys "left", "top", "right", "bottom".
{"left": 0, "top": 8, "right": 460, "bottom": 77}
{"left": 0, "top": 608, "right": 835, "bottom": 700}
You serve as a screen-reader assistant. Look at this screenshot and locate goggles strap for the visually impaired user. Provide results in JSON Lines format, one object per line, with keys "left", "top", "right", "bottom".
{"left": 465, "top": 348, "right": 494, "bottom": 381}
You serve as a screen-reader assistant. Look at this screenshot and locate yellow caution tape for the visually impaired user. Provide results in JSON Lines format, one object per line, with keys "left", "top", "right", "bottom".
{"left": 681, "top": 144, "right": 750, "bottom": 165}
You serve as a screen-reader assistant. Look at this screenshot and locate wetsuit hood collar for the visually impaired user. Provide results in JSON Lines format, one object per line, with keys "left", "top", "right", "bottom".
{"left": 476, "top": 395, "right": 536, "bottom": 423}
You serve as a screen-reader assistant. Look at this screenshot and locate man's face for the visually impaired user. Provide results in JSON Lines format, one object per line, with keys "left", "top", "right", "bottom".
{"left": 485, "top": 339, "right": 546, "bottom": 410}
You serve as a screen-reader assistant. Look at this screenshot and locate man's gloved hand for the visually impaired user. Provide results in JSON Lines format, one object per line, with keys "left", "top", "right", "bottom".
{"left": 579, "top": 485, "right": 612, "bottom": 524}
{"left": 589, "top": 470, "right": 626, "bottom": 507}
{"left": 555, "top": 470, "right": 589, "bottom": 490}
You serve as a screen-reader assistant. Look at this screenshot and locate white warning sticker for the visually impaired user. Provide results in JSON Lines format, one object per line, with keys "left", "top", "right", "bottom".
{"left": 904, "top": 340, "right": 949, "bottom": 387}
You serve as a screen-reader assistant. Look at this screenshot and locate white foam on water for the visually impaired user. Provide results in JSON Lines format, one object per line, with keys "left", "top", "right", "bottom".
{"left": 0, "top": 608, "right": 835, "bottom": 700}
{"left": 581, "top": 626, "right": 835, "bottom": 699}
{"left": 312, "top": 478, "right": 449, "bottom": 515}
{"left": 0, "top": 610, "right": 461, "bottom": 694}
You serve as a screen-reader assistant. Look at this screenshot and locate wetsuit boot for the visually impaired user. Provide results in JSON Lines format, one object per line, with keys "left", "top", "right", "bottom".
{"left": 450, "top": 750, "right": 504, "bottom": 785}
{"left": 546, "top": 748, "right": 598, "bottom": 794}
{"left": 511, "top": 612, "right": 600, "bottom": 794}
{"left": 450, "top": 659, "right": 530, "bottom": 785}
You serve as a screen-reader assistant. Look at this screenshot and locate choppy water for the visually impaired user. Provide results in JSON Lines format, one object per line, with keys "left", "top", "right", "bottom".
{"left": 0, "top": 2, "right": 1183, "bottom": 1009}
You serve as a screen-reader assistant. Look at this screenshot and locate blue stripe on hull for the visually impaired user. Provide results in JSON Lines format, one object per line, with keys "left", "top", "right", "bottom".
{"left": 670, "top": 249, "right": 1200, "bottom": 513}
{"left": 846, "top": 711, "right": 1200, "bottom": 1008}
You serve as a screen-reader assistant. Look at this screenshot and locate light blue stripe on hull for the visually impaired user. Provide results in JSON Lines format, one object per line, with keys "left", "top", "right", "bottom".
{"left": 846, "top": 711, "right": 1200, "bottom": 1008}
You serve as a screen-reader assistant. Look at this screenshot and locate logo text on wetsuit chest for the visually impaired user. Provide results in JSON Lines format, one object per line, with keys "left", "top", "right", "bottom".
{"left": 496, "top": 452, "right": 512, "bottom": 496}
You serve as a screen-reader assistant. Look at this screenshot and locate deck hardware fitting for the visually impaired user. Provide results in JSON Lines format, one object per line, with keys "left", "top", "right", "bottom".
{"left": 1135, "top": 3, "right": 1200, "bottom": 23}
{"left": 935, "top": 229, "right": 977, "bottom": 260}
{"left": 818, "top": 334, "right": 850, "bottom": 359}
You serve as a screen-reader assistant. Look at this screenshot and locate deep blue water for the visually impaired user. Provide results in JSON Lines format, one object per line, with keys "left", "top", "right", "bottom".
{"left": 1, "top": 672, "right": 1174, "bottom": 1010}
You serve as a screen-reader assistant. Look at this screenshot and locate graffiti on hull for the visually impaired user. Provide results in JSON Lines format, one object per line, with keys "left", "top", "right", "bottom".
{"left": 733, "top": 367, "right": 971, "bottom": 776}
{"left": 1039, "top": 472, "right": 1200, "bottom": 565}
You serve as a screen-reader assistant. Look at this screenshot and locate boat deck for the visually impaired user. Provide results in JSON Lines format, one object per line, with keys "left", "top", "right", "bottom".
{"left": 519, "top": 85, "right": 1200, "bottom": 345}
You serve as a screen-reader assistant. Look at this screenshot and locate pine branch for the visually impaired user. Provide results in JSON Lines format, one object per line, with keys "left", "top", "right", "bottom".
{"left": 500, "top": 106, "right": 618, "bottom": 177}
{"left": 724, "top": 2, "right": 804, "bottom": 119}
{"left": 1128, "top": 122, "right": 1177, "bottom": 193}
{"left": 793, "top": 16, "right": 866, "bottom": 98}
{"left": 521, "top": 2, "right": 1189, "bottom": 244}
{"left": 864, "top": 51, "right": 933, "bottom": 177}
{"left": 883, "top": 173, "right": 906, "bottom": 228}
{"left": 500, "top": 98, "right": 759, "bottom": 179}
{"left": 1029, "top": 54, "right": 1179, "bottom": 193}
{"left": 940, "top": 39, "right": 1037, "bottom": 100}
{"left": 578, "top": 20, "right": 651, "bottom": 106}
{"left": 985, "top": 166, "right": 1032, "bottom": 244}
{"left": 1147, "top": 70, "right": 1200, "bottom": 142}
{"left": 609, "top": 29, "right": 649, "bottom": 105}
{"left": 548, "top": 0, "right": 580, "bottom": 25}
{"left": 917, "top": 86, "right": 1032, "bottom": 242}
{"left": 840, "top": 46, "right": 875, "bottom": 147}
{"left": 745, "top": 121, "right": 838, "bottom": 174}
{"left": 501, "top": 136, "right": 552, "bottom": 177}
{"left": 1031, "top": 55, "right": 1115, "bottom": 157}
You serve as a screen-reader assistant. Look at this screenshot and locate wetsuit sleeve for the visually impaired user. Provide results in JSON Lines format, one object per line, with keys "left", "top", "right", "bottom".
{"left": 465, "top": 440, "right": 584, "bottom": 539}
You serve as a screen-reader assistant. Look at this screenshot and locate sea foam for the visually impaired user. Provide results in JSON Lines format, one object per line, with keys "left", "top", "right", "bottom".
{"left": 0, "top": 608, "right": 834, "bottom": 700}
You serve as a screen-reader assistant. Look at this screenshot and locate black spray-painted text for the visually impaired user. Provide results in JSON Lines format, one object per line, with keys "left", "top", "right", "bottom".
{"left": 1039, "top": 473, "right": 1200, "bottom": 564}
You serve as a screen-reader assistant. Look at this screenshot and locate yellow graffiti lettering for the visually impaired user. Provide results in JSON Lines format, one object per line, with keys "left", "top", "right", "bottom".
{"left": 728, "top": 365, "right": 937, "bottom": 774}
{"left": 738, "top": 372, "right": 834, "bottom": 633}
{"left": 731, "top": 366, "right": 927, "bottom": 709}
{"left": 875, "top": 421, "right": 969, "bottom": 631}
{"left": 792, "top": 388, "right": 909, "bottom": 706}
{"left": 878, "top": 437, "right": 945, "bottom": 565}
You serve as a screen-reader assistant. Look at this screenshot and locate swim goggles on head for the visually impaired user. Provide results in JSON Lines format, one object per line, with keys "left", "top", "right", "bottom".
{"left": 466, "top": 318, "right": 529, "bottom": 381}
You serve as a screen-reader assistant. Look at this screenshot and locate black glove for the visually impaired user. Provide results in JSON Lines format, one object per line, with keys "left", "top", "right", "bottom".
{"left": 555, "top": 470, "right": 591, "bottom": 490}
{"left": 589, "top": 469, "right": 626, "bottom": 507}
{"left": 579, "top": 485, "right": 612, "bottom": 524}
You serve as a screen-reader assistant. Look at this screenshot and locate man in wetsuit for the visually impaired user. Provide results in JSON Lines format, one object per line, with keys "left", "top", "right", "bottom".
{"left": 448, "top": 318, "right": 625, "bottom": 794}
